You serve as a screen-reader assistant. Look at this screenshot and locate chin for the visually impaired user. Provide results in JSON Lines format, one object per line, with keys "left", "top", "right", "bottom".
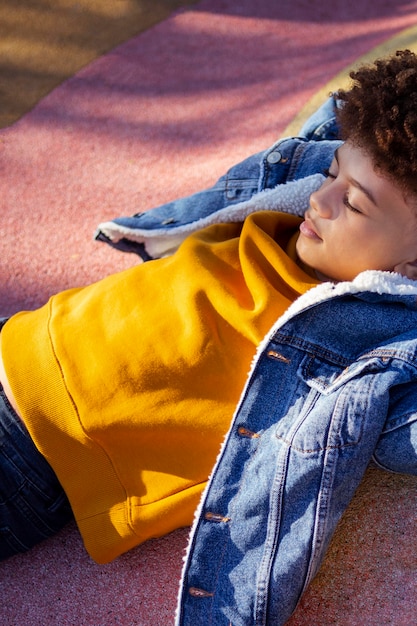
{"left": 315, "top": 269, "right": 337, "bottom": 282}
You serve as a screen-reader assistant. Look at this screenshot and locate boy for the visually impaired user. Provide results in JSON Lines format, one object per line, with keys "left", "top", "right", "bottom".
{"left": 2, "top": 50, "right": 417, "bottom": 625}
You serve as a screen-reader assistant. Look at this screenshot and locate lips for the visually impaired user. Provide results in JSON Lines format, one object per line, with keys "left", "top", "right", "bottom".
{"left": 299, "top": 217, "right": 322, "bottom": 241}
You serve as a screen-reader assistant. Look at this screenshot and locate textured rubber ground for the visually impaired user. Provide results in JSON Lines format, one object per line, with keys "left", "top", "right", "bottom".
{"left": 1, "top": 2, "right": 417, "bottom": 624}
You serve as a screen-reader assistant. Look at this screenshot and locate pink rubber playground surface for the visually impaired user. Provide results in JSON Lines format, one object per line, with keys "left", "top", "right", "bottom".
{"left": 1, "top": 0, "right": 417, "bottom": 623}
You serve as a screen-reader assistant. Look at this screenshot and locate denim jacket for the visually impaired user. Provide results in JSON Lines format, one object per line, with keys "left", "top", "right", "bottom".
{"left": 96, "top": 98, "right": 417, "bottom": 624}
{"left": 95, "top": 98, "right": 341, "bottom": 259}
{"left": 175, "top": 273, "right": 417, "bottom": 625}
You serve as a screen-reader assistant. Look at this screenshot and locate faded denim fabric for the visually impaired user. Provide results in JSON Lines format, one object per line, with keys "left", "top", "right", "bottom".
{"left": 176, "top": 281, "right": 417, "bottom": 625}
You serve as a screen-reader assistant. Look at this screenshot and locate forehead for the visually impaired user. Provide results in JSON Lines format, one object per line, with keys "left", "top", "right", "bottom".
{"left": 335, "top": 142, "right": 416, "bottom": 217}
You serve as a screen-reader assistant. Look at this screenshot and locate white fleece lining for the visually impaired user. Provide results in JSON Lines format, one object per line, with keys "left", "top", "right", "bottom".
{"left": 174, "top": 269, "right": 417, "bottom": 623}
{"left": 98, "top": 174, "right": 324, "bottom": 259}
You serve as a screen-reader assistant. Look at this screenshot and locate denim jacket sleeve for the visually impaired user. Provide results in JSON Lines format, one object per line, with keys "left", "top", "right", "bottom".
{"left": 95, "top": 96, "right": 342, "bottom": 259}
{"left": 372, "top": 386, "right": 417, "bottom": 474}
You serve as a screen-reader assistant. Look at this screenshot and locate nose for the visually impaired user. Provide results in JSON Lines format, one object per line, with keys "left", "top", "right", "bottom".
{"left": 309, "top": 183, "right": 335, "bottom": 219}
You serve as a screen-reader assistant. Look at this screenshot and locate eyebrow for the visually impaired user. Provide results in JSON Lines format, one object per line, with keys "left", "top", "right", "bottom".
{"left": 334, "top": 148, "right": 378, "bottom": 206}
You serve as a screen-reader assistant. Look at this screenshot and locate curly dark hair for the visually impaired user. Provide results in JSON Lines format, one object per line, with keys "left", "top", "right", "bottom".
{"left": 336, "top": 49, "right": 417, "bottom": 196}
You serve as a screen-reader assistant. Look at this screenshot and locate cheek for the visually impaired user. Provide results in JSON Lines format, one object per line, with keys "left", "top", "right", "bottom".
{"left": 349, "top": 233, "right": 398, "bottom": 272}
{"left": 335, "top": 224, "right": 372, "bottom": 255}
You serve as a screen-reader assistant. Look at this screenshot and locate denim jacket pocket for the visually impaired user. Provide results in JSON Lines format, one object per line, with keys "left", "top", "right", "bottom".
{"left": 300, "top": 353, "right": 390, "bottom": 394}
{"left": 274, "top": 355, "right": 389, "bottom": 452}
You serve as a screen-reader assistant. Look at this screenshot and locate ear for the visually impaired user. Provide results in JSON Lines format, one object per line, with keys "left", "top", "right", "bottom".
{"left": 393, "top": 259, "right": 417, "bottom": 280}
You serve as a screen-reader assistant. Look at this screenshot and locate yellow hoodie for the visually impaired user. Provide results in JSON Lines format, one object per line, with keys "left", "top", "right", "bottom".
{"left": 1, "top": 211, "right": 318, "bottom": 562}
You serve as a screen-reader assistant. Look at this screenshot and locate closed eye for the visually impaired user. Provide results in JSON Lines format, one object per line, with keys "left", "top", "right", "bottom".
{"left": 323, "top": 167, "right": 363, "bottom": 214}
{"left": 322, "top": 167, "right": 337, "bottom": 180}
{"left": 343, "top": 194, "right": 362, "bottom": 214}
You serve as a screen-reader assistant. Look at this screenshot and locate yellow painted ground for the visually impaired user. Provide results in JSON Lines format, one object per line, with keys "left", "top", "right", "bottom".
{"left": 0, "top": 0, "right": 197, "bottom": 128}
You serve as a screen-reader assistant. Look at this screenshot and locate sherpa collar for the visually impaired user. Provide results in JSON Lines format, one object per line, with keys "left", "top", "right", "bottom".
{"left": 97, "top": 173, "right": 324, "bottom": 259}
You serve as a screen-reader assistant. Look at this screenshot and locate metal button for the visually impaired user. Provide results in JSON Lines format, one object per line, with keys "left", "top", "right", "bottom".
{"left": 237, "top": 426, "right": 260, "bottom": 439}
{"left": 267, "top": 350, "right": 291, "bottom": 363}
{"left": 226, "top": 188, "right": 238, "bottom": 199}
{"left": 204, "top": 511, "right": 231, "bottom": 523}
{"left": 189, "top": 587, "right": 214, "bottom": 598}
{"left": 266, "top": 150, "right": 282, "bottom": 164}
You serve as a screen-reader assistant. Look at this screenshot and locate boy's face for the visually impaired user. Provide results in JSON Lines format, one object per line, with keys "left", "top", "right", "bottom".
{"left": 296, "top": 141, "right": 417, "bottom": 282}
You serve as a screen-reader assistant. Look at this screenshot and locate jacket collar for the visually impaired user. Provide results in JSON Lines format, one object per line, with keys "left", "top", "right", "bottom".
{"left": 257, "top": 270, "right": 417, "bottom": 355}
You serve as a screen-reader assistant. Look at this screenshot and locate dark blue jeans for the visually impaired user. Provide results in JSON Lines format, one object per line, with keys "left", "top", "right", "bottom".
{"left": 0, "top": 383, "right": 74, "bottom": 560}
